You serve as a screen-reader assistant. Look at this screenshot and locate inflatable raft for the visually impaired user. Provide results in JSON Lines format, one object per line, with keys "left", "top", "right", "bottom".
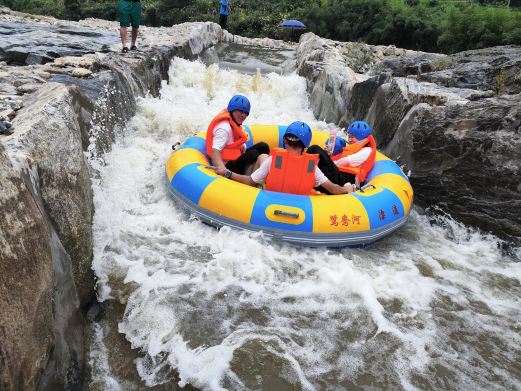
{"left": 166, "top": 125, "right": 413, "bottom": 247}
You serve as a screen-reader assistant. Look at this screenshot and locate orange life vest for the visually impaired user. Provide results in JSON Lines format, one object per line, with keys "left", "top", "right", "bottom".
{"left": 332, "top": 135, "right": 376, "bottom": 183}
{"left": 265, "top": 148, "right": 318, "bottom": 195}
{"left": 205, "top": 109, "right": 248, "bottom": 161}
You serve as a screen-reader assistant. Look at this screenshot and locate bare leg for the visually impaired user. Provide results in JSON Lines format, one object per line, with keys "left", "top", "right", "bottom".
{"left": 244, "top": 154, "right": 268, "bottom": 176}
{"left": 253, "top": 153, "right": 269, "bottom": 171}
{"left": 131, "top": 27, "right": 139, "bottom": 47}
{"left": 120, "top": 27, "right": 128, "bottom": 48}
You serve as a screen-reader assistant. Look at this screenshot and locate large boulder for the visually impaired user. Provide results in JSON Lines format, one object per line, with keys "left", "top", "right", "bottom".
{"left": 385, "top": 94, "right": 521, "bottom": 238}
{"left": 366, "top": 77, "right": 492, "bottom": 147}
{"left": 51, "top": 68, "right": 138, "bottom": 156}
{"left": 296, "top": 33, "right": 367, "bottom": 124}
{"left": 381, "top": 52, "right": 450, "bottom": 77}
{"left": 309, "top": 66, "right": 356, "bottom": 124}
{"left": 344, "top": 72, "right": 392, "bottom": 127}
{"left": 7, "top": 83, "right": 95, "bottom": 305}
{"left": 0, "top": 144, "right": 54, "bottom": 390}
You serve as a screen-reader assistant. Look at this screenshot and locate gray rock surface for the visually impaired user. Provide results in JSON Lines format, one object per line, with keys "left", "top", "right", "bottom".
{"left": 0, "top": 144, "right": 54, "bottom": 391}
{"left": 366, "top": 78, "right": 492, "bottom": 147}
{"left": 6, "top": 83, "right": 95, "bottom": 306}
{"left": 383, "top": 46, "right": 521, "bottom": 94}
{"left": 345, "top": 72, "right": 392, "bottom": 128}
{"left": 296, "top": 33, "right": 367, "bottom": 124}
{"left": 385, "top": 94, "right": 521, "bottom": 238}
{"left": 0, "top": 11, "right": 117, "bottom": 65}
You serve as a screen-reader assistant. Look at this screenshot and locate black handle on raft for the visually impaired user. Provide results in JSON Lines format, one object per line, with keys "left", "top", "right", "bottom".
{"left": 274, "top": 210, "right": 299, "bottom": 218}
{"left": 172, "top": 142, "right": 181, "bottom": 151}
{"left": 360, "top": 184, "right": 377, "bottom": 193}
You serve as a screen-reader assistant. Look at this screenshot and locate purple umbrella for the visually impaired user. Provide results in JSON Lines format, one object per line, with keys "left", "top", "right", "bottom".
{"left": 279, "top": 19, "right": 307, "bottom": 29}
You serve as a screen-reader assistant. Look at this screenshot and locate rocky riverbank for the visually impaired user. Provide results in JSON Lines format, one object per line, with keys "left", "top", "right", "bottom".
{"left": 0, "top": 7, "right": 249, "bottom": 390}
{"left": 1, "top": 6, "right": 520, "bottom": 390}
{"left": 295, "top": 32, "right": 521, "bottom": 240}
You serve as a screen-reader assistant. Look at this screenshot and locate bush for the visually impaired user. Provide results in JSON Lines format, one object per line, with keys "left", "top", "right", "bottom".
{"left": 438, "top": 4, "right": 521, "bottom": 53}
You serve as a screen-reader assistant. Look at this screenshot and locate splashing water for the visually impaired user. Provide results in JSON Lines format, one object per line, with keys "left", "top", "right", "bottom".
{"left": 91, "top": 58, "right": 521, "bottom": 390}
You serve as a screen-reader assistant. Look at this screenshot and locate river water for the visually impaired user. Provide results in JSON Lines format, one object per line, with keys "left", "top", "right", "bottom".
{"left": 89, "top": 54, "right": 521, "bottom": 390}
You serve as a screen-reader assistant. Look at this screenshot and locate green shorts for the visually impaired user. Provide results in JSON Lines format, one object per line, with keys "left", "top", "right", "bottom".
{"left": 119, "top": 0, "right": 141, "bottom": 28}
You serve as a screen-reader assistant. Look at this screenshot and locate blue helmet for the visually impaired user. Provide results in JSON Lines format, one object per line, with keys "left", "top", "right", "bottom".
{"left": 284, "top": 121, "right": 312, "bottom": 148}
{"left": 326, "top": 136, "right": 347, "bottom": 155}
{"left": 227, "top": 95, "right": 251, "bottom": 114}
{"left": 347, "top": 121, "right": 372, "bottom": 140}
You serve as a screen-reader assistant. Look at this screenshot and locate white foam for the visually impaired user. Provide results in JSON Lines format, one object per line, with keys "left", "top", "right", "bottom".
{"left": 88, "top": 322, "right": 124, "bottom": 391}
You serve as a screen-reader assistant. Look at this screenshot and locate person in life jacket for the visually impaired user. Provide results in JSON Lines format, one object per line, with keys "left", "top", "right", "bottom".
{"left": 307, "top": 120, "right": 376, "bottom": 190}
{"left": 216, "top": 121, "right": 356, "bottom": 195}
{"left": 208, "top": 95, "right": 270, "bottom": 177}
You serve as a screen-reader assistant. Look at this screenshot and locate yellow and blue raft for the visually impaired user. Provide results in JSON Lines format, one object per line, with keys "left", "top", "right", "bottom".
{"left": 166, "top": 125, "right": 413, "bottom": 247}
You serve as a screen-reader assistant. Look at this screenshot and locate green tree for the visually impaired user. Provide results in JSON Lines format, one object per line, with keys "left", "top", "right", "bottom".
{"left": 438, "top": 4, "right": 521, "bottom": 52}
{"left": 64, "top": 0, "right": 82, "bottom": 20}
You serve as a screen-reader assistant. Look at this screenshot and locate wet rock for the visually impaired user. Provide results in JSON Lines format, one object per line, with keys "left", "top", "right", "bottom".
{"left": 1, "top": 108, "right": 15, "bottom": 119}
{"left": 222, "top": 31, "right": 294, "bottom": 49}
{"left": 296, "top": 33, "right": 367, "bottom": 124}
{"left": 15, "top": 83, "right": 39, "bottom": 94}
{"left": 5, "top": 97, "right": 23, "bottom": 110}
{"left": 346, "top": 72, "right": 392, "bottom": 127}
{"left": 25, "top": 52, "right": 55, "bottom": 65}
{"left": 339, "top": 41, "right": 381, "bottom": 73}
{"left": 34, "top": 69, "right": 51, "bottom": 79}
{"left": 0, "top": 143, "right": 54, "bottom": 391}
{"left": 309, "top": 66, "right": 357, "bottom": 123}
{"left": 0, "top": 19, "right": 118, "bottom": 66}
{"left": 9, "top": 83, "right": 95, "bottom": 305}
{"left": 12, "top": 78, "right": 39, "bottom": 87}
{"left": 0, "top": 83, "right": 18, "bottom": 96}
{"left": 366, "top": 78, "right": 484, "bottom": 147}
{"left": 381, "top": 52, "right": 450, "bottom": 77}
{"left": 0, "top": 116, "right": 12, "bottom": 134}
{"left": 53, "top": 54, "right": 102, "bottom": 69}
{"left": 71, "top": 68, "right": 92, "bottom": 78}
{"left": 383, "top": 46, "right": 521, "bottom": 94}
{"left": 385, "top": 94, "right": 521, "bottom": 238}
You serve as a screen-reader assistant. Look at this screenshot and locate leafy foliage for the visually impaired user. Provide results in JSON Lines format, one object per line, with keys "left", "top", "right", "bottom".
{"left": 0, "top": 0, "right": 519, "bottom": 53}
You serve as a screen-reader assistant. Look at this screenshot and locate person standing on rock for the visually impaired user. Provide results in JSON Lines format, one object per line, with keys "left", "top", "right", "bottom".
{"left": 219, "top": 0, "right": 230, "bottom": 30}
{"left": 119, "top": 0, "right": 141, "bottom": 53}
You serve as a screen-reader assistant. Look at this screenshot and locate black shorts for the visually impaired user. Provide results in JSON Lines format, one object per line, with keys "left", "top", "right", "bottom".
{"left": 225, "top": 142, "right": 270, "bottom": 175}
{"left": 306, "top": 145, "right": 356, "bottom": 194}
{"left": 219, "top": 14, "right": 228, "bottom": 29}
